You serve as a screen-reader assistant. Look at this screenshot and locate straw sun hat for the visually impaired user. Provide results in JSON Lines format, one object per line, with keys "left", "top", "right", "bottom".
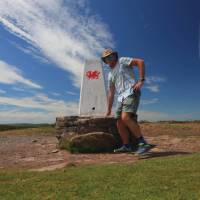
{"left": 101, "top": 48, "right": 117, "bottom": 58}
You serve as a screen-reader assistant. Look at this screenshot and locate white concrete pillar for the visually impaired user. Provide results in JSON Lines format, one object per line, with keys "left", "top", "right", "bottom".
{"left": 79, "top": 59, "right": 107, "bottom": 116}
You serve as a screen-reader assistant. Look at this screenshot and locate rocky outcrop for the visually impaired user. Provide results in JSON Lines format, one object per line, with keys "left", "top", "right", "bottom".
{"left": 56, "top": 116, "right": 118, "bottom": 135}
{"left": 69, "top": 132, "right": 117, "bottom": 153}
{"left": 55, "top": 116, "right": 137, "bottom": 153}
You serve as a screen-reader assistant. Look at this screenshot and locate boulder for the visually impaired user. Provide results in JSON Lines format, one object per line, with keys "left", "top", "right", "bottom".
{"left": 68, "top": 132, "right": 117, "bottom": 153}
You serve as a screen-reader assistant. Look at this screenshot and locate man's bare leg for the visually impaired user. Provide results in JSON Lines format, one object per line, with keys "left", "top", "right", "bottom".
{"left": 121, "top": 112, "right": 142, "bottom": 138}
{"left": 113, "top": 118, "right": 132, "bottom": 152}
{"left": 120, "top": 112, "right": 156, "bottom": 154}
{"left": 117, "top": 118, "right": 129, "bottom": 144}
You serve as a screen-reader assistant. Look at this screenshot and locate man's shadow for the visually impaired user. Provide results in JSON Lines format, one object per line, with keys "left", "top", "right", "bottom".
{"left": 138, "top": 151, "right": 191, "bottom": 159}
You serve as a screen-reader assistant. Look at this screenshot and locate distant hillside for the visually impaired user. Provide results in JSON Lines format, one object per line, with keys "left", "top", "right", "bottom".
{"left": 0, "top": 124, "right": 54, "bottom": 132}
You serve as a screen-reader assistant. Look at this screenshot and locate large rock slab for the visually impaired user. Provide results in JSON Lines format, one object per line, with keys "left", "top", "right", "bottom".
{"left": 68, "top": 132, "right": 117, "bottom": 153}
{"left": 56, "top": 116, "right": 137, "bottom": 152}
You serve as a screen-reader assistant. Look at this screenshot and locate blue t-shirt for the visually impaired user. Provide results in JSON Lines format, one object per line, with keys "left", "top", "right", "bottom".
{"left": 108, "top": 57, "right": 136, "bottom": 102}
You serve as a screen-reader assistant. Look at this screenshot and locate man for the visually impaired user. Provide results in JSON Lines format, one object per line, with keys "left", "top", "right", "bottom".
{"left": 101, "top": 48, "right": 154, "bottom": 155}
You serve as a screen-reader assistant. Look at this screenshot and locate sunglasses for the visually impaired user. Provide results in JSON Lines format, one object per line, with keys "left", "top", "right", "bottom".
{"left": 102, "top": 54, "right": 117, "bottom": 63}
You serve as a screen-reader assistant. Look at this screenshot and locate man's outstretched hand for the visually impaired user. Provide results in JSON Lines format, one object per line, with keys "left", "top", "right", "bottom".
{"left": 133, "top": 80, "right": 144, "bottom": 91}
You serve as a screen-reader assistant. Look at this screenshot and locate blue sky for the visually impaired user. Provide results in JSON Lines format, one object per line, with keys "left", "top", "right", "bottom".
{"left": 0, "top": 0, "right": 200, "bottom": 123}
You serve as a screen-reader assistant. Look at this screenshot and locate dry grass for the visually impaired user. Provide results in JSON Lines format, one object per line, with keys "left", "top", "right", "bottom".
{"left": 141, "top": 122, "right": 200, "bottom": 137}
{"left": 0, "top": 125, "right": 55, "bottom": 136}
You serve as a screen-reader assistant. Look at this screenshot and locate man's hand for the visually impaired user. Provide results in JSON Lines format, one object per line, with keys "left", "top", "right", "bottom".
{"left": 106, "top": 85, "right": 115, "bottom": 117}
{"left": 133, "top": 80, "right": 144, "bottom": 91}
{"left": 131, "top": 58, "right": 145, "bottom": 91}
{"left": 106, "top": 109, "right": 112, "bottom": 117}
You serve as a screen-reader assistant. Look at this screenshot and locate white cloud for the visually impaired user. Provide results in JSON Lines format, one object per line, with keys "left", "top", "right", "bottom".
{"left": 0, "top": 93, "right": 77, "bottom": 112}
{"left": 12, "top": 87, "right": 26, "bottom": 92}
{"left": 0, "top": 89, "right": 6, "bottom": 94}
{"left": 0, "top": 92, "right": 78, "bottom": 123}
{"left": 145, "top": 76, "right": 166, "bottom": 92}
{"left": 0, "top": 0, "right": 114, "bottom": 87}
{"left": 66, "top": 91, "right": 78, "bottom": 96}
{"left": 141, "top": 98, "right": 158, "bottom": 105}
{"left": 50, "top": 92, "right": 61, "bottom": 97}
{"left": 10, "top": 41, "right": 49, "bottom": 64}
{"left": 0, "top": 60, "right": 42, "bottom": 89}
{"left": 145, "top": 85, "right": 160, "bottom": 92}
{"left": 146, "top": 76, "right": 166, "bottom": 84}
{"left": 0, "top": 108, "right": 77, "bottom": 124}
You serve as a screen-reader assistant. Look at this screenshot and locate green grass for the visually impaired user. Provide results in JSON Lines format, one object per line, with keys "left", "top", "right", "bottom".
{"left": 1, "top": 154, "right": 200, "bottom": 200}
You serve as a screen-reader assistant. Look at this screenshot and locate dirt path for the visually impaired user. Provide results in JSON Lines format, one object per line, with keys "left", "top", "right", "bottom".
{"left": 0, "top": 122, "right": 200, "bottom": 171}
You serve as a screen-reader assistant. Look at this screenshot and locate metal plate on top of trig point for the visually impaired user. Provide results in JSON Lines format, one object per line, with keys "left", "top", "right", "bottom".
{"left": 79, "top": 59, "right": 107, "bottom": 116}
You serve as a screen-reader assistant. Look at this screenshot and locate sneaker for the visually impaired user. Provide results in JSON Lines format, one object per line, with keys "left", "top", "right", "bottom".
{"left": 114, "top": 145, "right": 132, "bottom": 153}
{"left": 135, "top": 143, "right": 155, "bottom": 155}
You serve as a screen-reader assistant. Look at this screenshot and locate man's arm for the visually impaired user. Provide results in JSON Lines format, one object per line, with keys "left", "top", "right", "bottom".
{"left": 131, "top": 58, "right": 145, "bottom": 91}
{"left": 106, "top": 85, "right": 115, "bottom": 116}
{"left": 131, "top": 58, "right": 145, "bottom": 80}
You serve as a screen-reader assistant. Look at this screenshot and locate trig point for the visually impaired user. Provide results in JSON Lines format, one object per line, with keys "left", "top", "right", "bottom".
{"left": 55, "top": 60, "right": 127, "bottom": 152}
{"left": 79, "top": 59, "right": 107, "bottom": 116}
